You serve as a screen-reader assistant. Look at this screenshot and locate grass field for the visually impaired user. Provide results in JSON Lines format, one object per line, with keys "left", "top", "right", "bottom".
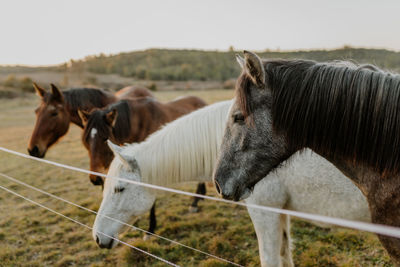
{"left": 0, "top": 90, "right": 392, "bottom": 266}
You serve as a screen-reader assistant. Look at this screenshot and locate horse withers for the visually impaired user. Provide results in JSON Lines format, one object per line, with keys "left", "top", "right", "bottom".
{"left": 213, "top": 51, "right": 400, "bottom": 264}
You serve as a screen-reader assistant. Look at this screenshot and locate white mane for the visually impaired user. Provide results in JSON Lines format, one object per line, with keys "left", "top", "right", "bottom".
{"left": 120, "top": 100, "right": 233, "bottom": 186}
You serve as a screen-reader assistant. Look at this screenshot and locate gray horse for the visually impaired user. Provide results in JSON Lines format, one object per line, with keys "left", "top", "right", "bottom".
{"left": 213, "top": 51, "right": 400, "bottom": 264}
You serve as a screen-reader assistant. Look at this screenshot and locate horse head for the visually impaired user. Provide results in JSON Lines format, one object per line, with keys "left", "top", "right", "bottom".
{"left": 80, "top": 108, "right": 119, "bottom": 186}
{"left": 92, "top": 141, "right": 155, "bottom": 249}
{"left": 28, "top": 83, "right": 70, "bottom": 158}
{"left": 213, "top": 51, "right": 292, "bottom": 201}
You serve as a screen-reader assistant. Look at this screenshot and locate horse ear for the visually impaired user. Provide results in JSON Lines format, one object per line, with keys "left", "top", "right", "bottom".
{"left": 236, "top": 54, "right": 245, "bottom": 69}
{"left": 50, "top": 84, "right": 64, "bottom": 103}
{"left": 107, "top": 140, "right": 139, "bottom": 171}
{"left": 105, "top": 109, "right": 118, "bottom": 127}
{"left": 77, "top": 109, "right": 91, "bottom": 125}
{"left": 243, "top": 50, "right": 265, "bottom": 88}
{"left": 33, "top": 83, "right": 46, "bottom": 98}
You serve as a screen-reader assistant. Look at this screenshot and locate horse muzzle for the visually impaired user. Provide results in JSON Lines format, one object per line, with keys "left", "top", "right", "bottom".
{"left": 214, "top": 175, "right": 252, "bottom": 201}
{"left": 95, "top": 234, "right": 115, "bottom": 249}
{"left": 27, "top": 146, "right": 45, "bottom": 158}
{"left": 89, "top": 175, "right": 104, "bottom": 186}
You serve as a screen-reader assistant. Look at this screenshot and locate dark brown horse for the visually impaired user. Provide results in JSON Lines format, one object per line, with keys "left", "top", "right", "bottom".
{"left": 28, "top": 84, "right": 153, "bottom": 158}
{"left": 79, "top": 96, "right": 207, "bottom": 184}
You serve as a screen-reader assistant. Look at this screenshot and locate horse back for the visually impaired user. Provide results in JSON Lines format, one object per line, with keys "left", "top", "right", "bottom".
{"left": 164, "top": 96, "right": 207, "bottom": 119}
{"left": 124, "top": 96, "right": 206, "bottom": 143}
{"left": 115, "top": 86, "right": 154, "bottom": 99}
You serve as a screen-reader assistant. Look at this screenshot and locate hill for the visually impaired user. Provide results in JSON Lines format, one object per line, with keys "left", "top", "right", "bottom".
{"left": 1, "top": 47, "right": 400, "bottom": 88}
{"left": 66, "top": 47, "right": 400, "bottom": 81}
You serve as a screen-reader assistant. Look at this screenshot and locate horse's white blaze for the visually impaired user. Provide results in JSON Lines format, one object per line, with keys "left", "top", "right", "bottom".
{"left": 90, "top": 128, "right": 97, "bottom": 139}
{"left": 93, "top": 100, "right": 370, "bottom": 267}
{"left": 47, "top": 105, "right": 56, "bottom": 112}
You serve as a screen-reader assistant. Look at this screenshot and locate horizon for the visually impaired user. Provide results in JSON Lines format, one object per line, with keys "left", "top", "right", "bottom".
{"left": 0, "top": 45, "right": 397, "bottom": 68}
{"left": 1, "top": 0, "right": 400, "bottom": 65}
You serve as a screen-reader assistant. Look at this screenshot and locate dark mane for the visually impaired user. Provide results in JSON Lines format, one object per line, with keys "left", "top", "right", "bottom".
{"left": 83, "top": 99, "right": 132, "bottom": 144}
{"left": 63, "top": 88, "right": 115, "bottom": 111}
{"left": 237, "top": 58, "right": 400, "bottom": 175}
{"left": 108, "top": 100, "right": 133, "bottom": 141}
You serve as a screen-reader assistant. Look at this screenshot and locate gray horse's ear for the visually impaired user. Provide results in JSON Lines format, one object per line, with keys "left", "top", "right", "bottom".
{"left": 236, "top": 54, "right": 245, "bottom": 69}
{"left": 243, "top": 50, "right": 265, "bottom": 88}
{"left": 107, "top": 140, "right": 139, "bottom": 171}
{"left": 33, "top": 83, "right": 46, "bottom": 98}
{"left": 50, "top": 83, "right": 64, "bottom": 103}
{"left": 107, "top": 140, "right": 123, "bottom": 156}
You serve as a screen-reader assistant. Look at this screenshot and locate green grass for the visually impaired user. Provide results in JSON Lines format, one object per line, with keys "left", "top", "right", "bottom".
{"left": 0, "top": 90, "right": 393, "bottom": 266}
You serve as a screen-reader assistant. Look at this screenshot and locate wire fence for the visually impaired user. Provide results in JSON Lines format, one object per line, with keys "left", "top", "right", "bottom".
{"left": 0, "top": 171, "right": 243, "bottom": 267}
{"left": 1, "top": 146, "right": 400, "bottom": 266}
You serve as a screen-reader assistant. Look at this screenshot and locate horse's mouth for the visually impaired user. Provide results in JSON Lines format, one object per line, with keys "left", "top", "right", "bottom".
{"left": 234, "top": 186, "right": 253, "bottom": 201}
{"left": 96, "top": 236, "right": 115, "bottom": 249}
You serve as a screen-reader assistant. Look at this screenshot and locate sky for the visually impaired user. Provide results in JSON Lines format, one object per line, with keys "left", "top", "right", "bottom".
{"left": 0, "top": 0, "right": 400, "bottom": 66}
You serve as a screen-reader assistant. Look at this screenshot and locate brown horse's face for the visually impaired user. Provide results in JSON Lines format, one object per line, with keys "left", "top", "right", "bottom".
{"left": 28, "top": 84, "right": 70, "bottom": 158}
{"left": 80, "top": 109, "right": 117, "bottom": 186}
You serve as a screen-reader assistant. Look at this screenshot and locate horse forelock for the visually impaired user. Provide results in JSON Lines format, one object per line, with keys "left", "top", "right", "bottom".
{"left": 82, "top": 110, "right": 110, "bottom": 144}
{"left": 264, "top": 58, "right": 400, "bottom": 175}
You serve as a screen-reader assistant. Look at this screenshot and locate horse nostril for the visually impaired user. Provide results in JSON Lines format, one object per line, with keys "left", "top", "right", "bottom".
{"left": 96, "top": 236, "right": 100, "bottom": 245}
{"left": 214, "top": 180, "right": 221, "bottom": 195}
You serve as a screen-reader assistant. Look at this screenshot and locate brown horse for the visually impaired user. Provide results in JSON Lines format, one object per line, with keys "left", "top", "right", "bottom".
{"left": 79, "top": 96, "right": 207, "bottom": 185}
{"left": 28, "top": 83, "right": 153, "bottom": 158}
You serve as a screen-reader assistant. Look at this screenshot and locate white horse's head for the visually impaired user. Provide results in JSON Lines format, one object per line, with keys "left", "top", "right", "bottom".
{"left": 92, "top": 141, "right": 155, "bottom": 249}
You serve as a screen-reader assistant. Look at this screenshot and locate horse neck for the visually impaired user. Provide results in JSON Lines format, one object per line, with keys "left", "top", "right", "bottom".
{"left": 122, "top": 101, "right": 179, "bottom": 144}
{"left": 130, "top": 101, "right": 232, "bottom": 186}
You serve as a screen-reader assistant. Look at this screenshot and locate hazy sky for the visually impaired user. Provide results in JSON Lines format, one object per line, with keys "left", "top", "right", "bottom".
{"left": 1, "top": 0, "right": 400, "bottom": 65}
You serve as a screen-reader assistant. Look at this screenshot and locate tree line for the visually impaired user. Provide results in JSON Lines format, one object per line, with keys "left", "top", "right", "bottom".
{"left": 3, "top": 47, "right": 400, "bottom": 82}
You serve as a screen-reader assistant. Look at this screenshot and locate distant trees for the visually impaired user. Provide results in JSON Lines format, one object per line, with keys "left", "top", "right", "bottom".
{"left": 59, "top": 48, "right": 400, "bottom": 81}
{"left": 2, "top": 48, "right": 400, "bottom": 83}
{"left": 3, "top": 75, "right": 34, "bottom": 92}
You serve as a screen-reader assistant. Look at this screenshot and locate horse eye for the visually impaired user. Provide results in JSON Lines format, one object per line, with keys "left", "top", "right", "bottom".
{"left": 51, "top": 112, "right": 58, "bottom": 117}
{"left": 233, "top": 113, "right": 245, "bottom": 123}
{"left": 114, "top": 187, "right": 125, "bottom": 193}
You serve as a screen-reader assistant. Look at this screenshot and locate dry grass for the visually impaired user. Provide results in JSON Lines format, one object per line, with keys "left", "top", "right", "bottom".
{"left": 0, "top": 90, "right": 392, "bottom": 266}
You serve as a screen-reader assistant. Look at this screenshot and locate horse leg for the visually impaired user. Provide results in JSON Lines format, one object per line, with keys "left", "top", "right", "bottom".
{"left": 189, "top": 182, "right": 206, "bottom": 213}
{"left": 143, "top": 202, "right": 157, "bottom": 241}
{"left": 247, "top": 208, "right": 283, "bottom": 267}
{"left": 280, "top": 214, "right": 294, "bottom": 267}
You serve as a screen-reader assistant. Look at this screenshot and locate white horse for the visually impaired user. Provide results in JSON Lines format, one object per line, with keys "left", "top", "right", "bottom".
{"left": 93, "top": 100, "right": 370, "bottom": 267}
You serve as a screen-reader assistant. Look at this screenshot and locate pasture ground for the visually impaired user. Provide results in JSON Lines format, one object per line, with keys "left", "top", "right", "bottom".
{"left": 0, "top": 90, "right": 392, "bottom": 266}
